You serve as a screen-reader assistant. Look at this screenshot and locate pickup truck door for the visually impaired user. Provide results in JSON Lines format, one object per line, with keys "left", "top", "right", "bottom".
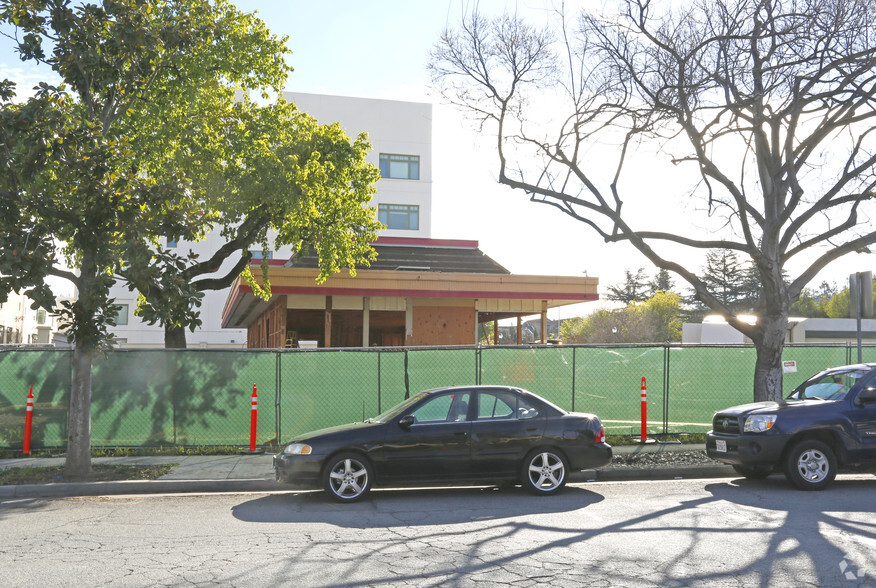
{"left": 847, "top": 390, "right": 876, "bottom": 462}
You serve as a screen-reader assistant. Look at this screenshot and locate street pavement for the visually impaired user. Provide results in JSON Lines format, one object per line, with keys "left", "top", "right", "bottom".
{"left": 0, "top": 443, "right": 734, "bottom": 499}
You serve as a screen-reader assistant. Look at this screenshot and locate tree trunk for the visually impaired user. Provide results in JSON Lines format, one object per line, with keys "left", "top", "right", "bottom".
{"left": 65, "top": 343, "right": 93, "bottom": 477}
{"left": 165, "top": 325, "right": 187, "bottom": 349}
{"left": 752, "top": 316, "right": 787, "bottom": 402}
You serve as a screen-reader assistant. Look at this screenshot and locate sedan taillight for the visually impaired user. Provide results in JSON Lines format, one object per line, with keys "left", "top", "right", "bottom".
{"left": 595, "top": 427, "right": 605, "bottom": 443}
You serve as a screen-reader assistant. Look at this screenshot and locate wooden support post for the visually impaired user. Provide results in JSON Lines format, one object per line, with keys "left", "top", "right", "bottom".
{"left": 540, "top": 301, "right": 548, "bottom": 343}
{"left": 362, "top": 296, "right": 370, "bottom": 348}
{"left": 324, "top": 295, "right": 332, "bottom": 348}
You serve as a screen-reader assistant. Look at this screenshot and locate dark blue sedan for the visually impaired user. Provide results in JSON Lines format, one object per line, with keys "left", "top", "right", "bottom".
{"left": 274, "top": 385, "right": 612, "bottom": 502}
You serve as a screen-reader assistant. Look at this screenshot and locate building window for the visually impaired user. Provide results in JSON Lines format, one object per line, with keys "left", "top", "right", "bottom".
{"left": 379, "top": 154, "right": 419, "bottom": 180}
{"left": 378, "top": 204, "right": 419, "bottom": 231}
{"left": 250, "top": 250, "right": 273, "bottom": 260}
{"left": 115, "top": 304, "right": 129, "bottom": 326}
{"left": 36, "top": 309, "right": 47, "bottom": 325}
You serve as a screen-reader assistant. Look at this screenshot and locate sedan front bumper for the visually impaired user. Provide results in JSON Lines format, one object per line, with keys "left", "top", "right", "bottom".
{"left": 273, "top": 453, "right": 324, "bottom": 489}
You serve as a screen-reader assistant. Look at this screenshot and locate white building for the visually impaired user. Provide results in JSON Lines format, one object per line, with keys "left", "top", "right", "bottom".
{"left": 107, "top": 93, "right": 433, "bottom": 348}
{"left": 682, "top": 315, "right": 876, "bottom": 345}
{"left": 0, "top": 290, "right": 71, "bottom": 345}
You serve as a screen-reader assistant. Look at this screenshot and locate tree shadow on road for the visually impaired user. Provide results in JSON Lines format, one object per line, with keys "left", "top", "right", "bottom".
{"left": 230, "top": 476, "right": 876, "bottom": 587}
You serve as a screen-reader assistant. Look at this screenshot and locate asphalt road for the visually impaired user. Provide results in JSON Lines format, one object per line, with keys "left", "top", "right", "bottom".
{"left": 1, "top": 475, "right": 875, "bottom": 587}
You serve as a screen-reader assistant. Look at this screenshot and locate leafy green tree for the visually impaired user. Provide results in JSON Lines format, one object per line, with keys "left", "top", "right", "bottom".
{"left": 641, "top": 291, "right": 683, "bottom": 342}
{"left": 605, "top": 267, "right": 649, "bottom": 304}
{"left": 0, "top": 0, "right": 378, "bottom": 475}
{"left": 825, "top": 289, "right": 851, "bottom": 319}
{"left": 789, "top": 289, "right": 828, "bottom": 318}
{"left": 561, "top": 291, "right": 682, "bottom": 343}
{"left": 648, "top": 269, "right": 675, "bottom": 296}
{"left": 120, "top": 100, "right": 380, "bottom": 348}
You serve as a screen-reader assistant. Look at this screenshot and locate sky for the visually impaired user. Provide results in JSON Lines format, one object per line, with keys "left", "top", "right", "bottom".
{"left": 2, "top": 0, "right": 875, "bottom": 320}
{"left": 228, "top": 0, "right": 681, "bottom": 320}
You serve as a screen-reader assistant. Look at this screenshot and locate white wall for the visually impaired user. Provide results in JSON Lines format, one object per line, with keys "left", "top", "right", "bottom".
{"left": 286, "top": 92, "right": 433, "bottom": 238}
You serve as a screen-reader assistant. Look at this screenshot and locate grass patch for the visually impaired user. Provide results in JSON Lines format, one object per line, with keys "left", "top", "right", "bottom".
{"left": 0, "top": 464, "right": 175, "bottom": 485}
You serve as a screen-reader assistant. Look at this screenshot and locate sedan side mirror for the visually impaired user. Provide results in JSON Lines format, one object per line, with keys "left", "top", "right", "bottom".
{"left": 398, "top": 415, "right": 415, "bottom": 430}
{"left": 855, "top": 387, "right": 876, "bottom": 406}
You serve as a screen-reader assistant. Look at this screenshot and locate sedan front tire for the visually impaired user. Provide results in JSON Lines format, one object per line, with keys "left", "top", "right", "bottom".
{"left": 323, "top": 453, "right": 373, "bottom": 502}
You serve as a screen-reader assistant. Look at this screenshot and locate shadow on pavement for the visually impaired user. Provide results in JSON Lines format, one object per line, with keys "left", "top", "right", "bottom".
{"left": 231, "top": 484, "right": 604, "bottom": 527}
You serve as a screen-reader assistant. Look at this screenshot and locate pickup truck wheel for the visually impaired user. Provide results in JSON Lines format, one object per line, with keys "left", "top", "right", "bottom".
{"left": 732, "top": 465, "right": 771, "bottom": 479}
{"left": 783, "top": 440, "right": 836, "bottom": 491}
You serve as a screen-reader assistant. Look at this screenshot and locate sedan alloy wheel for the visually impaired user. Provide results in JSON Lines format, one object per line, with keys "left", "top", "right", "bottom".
{"left": 323, "top": 453, "right": 373, "bottom": 502}
{"left": 523, "top": 449, "right": 568, "bottom": 495}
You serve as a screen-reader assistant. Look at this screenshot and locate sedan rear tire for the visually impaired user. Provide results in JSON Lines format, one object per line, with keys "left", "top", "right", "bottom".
{"left": 521, "top": 449, "right": 568, "bottom": 495}
{"left": 323, "top": 453, "right": 373, "bottom": 502}
{"left": 783, "top": 440, "right": 837, "bottom": 491}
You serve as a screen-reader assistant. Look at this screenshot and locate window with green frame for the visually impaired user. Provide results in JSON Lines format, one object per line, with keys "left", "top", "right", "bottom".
{"left": 379, "top": 153, "right": 420, "bottom": 180}
{"left": 378, "top": 204, "right": 419, "bottom": 230}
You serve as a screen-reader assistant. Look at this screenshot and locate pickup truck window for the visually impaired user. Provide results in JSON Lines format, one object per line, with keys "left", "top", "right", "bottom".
{"left": 789, "top": 368, "right": 870, "bottom": 401}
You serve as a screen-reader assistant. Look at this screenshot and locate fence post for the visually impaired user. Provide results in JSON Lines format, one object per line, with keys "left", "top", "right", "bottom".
{"left": 276, "top": 351, "right": 282, "bottom": 447}
{"left": 377, "top": 350, "right": 382, "bottom": 414}
{"left": 404, "top": 349, "right": 410, "bottom": 399}
{"left": 571, "top": 347, "right": 576, "bottom": 412}
{"left": 663, "top": 345, "right": 670, "bottom": 435}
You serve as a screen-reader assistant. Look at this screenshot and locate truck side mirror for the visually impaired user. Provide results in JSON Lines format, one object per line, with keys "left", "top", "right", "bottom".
{"left": 855, "top": 386, "right": 876, "bottom": 406}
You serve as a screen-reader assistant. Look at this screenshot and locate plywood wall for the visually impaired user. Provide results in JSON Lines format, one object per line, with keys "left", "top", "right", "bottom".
{"left": 407, "top": 306, "right": 475, "bottom": 346}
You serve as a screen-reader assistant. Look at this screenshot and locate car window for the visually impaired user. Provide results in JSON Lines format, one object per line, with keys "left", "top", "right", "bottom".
{"left": 478, "top": 391, "right": 515, "bottom": 419}
{"left": 410, "top": 392, "right": 471, "bottom": 423}
{"left": 477, "top": 391, "right": 540, "bottom": 420}
{"left": 791, "top": 368, "right": 870, "bottom": 401}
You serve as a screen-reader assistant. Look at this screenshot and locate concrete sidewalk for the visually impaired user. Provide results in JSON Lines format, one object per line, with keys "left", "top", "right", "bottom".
{"left": 0, "top": 444, "right": 734, "bottom": 499}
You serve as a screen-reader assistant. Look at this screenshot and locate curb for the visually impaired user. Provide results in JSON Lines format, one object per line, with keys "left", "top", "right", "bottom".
{"left": 0, "top": 478, "right": 281, "bottom": 499}
{"left": 596, "top": 465, "right": 736, "bottom": 482}
{"left": 1, "top": 468, "right": 738, "bottom": 499}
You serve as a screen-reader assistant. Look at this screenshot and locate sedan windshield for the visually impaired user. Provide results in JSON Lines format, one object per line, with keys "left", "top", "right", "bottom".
{"left": 788, "top": 368, "right": 870, "bottom": 401}
{"left": 371, "top": 392, "right": 430, "bottom": 423}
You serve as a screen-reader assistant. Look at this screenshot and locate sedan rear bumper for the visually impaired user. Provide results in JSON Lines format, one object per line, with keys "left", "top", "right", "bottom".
{"left": 568, "top": 443, "right": 613, "bottom": 471}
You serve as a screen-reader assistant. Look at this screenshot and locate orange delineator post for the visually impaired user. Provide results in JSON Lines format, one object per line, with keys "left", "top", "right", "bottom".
{"left": 23, "top": 385, "right": 34, "bottom": 455}
{"left": 249, "top": 384, "right": 258, "bottom": 453}
{"left": 640, "top": 377, "right": 647, "bottom": 443}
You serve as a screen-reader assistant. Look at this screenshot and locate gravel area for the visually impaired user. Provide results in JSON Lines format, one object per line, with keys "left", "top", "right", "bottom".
{"left": 604, "top": 449, "right": 719, "bottom": 469}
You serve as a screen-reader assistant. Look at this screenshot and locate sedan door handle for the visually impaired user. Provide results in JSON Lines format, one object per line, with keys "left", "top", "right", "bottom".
{"left": 526, "top": 428, "right": 538, "bottom": 433}
{"left": 454, "top": 431, "right": 468, "bottom": 437}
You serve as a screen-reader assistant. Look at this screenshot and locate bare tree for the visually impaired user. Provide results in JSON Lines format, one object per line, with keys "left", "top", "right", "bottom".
{"left": 430, "top": 0, "right": 876, "bottom": 401}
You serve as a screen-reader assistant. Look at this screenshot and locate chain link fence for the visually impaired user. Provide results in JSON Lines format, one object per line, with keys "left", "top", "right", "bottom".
{"left": 0, "top": 343, "right": 872, "bottom": 449}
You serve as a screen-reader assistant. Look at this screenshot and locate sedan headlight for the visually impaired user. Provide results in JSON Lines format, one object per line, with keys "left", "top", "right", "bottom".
{"left": 283, "top": 443, "right": 313, "bottom": 455}
{"left": 743, "top": 415, "right": 777, "bottom": 433}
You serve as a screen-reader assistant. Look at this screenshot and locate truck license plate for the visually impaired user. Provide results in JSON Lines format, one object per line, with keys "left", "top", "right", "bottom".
{"left": 716, "top": 440, "right": 727, "bottom": 453}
